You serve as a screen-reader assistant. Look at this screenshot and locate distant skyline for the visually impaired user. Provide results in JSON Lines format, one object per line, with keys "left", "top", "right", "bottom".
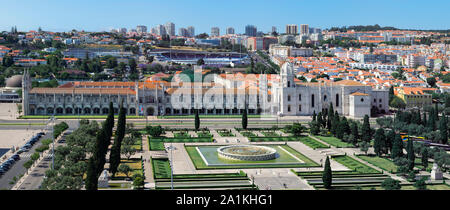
{"left": 0, "top": 0, "right": 449, "bottom": 33}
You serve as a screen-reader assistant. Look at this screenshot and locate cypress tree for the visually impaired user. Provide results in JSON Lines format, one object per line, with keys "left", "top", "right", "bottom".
{"left": 407, "top": 137, "right": 415, "bottom": 171}
{"left": 242, "top": 107, "right": 248, "bottom": 130}
{"left": 85, "top": 157, "right": 98, "bottom": 190}
{"left": 331, "top": 113, "right": 340, "bottom": 135}
{"left": 312, "top": 110, "right": 317, "bottom": 121}
{"left": 336, "top": 118, "right": 345, "bottom": 140}
{"left": 350, "top": 122, "right": 359, "bottom": 145}
{"left": 391, "top": 134, "right": 404, "bottom": 159}
{"left": 95, "top": 123, "right": 109, "bottom": 176}
{"left": 327, "top": 104, "right": 334, "bottom": 131}
{"left": 361, "top": 115, "right": 371, "bottom": 142}
{"left": 422, "top": 112, "right": 427, "bottom": 127}
{"left": 317, "top": 112, "right": 323, "bottom": 128}
{"left": 438, "top": 115, "right": 448, "bottom": 144}
{"left": 322, "top": 156, "right": 332, "bottom": 189}
{"left": 374, "top": 128, "right": 385, "bottom": 157}
{"left": 386, "top": 129, "right": 395, "bottom": 154}
{"left": 421, "top": 148, "right": 428, "bottom": 170}
{"left": 109, "top": 101, "right": 126, "bottom": 176}
{"left": 195, "top": 109, "right": 200, "bottom": 131}
{"left": 417, "top": 110, "right": 422, "bottom": 126}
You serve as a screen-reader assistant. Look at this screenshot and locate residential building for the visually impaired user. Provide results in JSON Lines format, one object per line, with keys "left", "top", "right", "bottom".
{"left": 211, "top": 27, "right": 220, "bottom": 37}
{"left": 285, "top": 24, "right": 298, "bottom": 35}
{"left": 245, "top": 25, "right": 257, "bottom": 37}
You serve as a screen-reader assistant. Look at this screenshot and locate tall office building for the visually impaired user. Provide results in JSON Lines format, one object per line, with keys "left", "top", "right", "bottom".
{"left": 285, "top": 24, "right": 298, "bottom": 35}
{"left": 226, "top": 27, "right": 235, "bottom": 35}
{"left": 136, "top": 25, "right": 147, "bottom": 34}
{"left": 119, "top": 28, "right": 127, "bottom": 34}
{"left": 187, "top": 26, "right": 195, "bottom": 37}
{"left": 300, "top": 24, "right": 309, "bottom": 35}
{"left": 165, "top": 22, "right": 175, "bottom": 36}
{"left": 245, "top": 25, "right": 257, "bottom": 37}
{"left": 156, "top": 24, "right": 167, "bottom": 36}
{"left": 272, "top": 26, "right": 277, "bottom": 34}
{"left": 178, "top": 28, "right": 188, "bottom": 37}
{"left": 211, "top": 27, "right": 220, "bottom": 37}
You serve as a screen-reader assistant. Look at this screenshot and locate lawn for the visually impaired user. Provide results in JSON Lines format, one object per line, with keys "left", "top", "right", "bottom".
{"left": 185, "top": 144, "right": 320, "bottom": 169}
{"left": 113, "top": 159, "right": 143, "bottom": 179}
{"left": 240, "top": 131, "right": 257, "bottom": 137}
{"left": 131, "top": 137, "right": 142, "bottom": 151}
{"left": 261, "top": 131, "right": 280, "bottom": 137}
{"left": 357, "top": 155, "right": 398, "bottom": 173}
{"left": 332, "top": 156, "right": 380, "bottom": 174}
{"left": 173, "top": 132, "right": 191, "bottom": 138}
{"left": 217, "top": 129, "right": 235, "bottom": 137}
{"left": 298, "top": 136, "right": 330, "bottom": 149}
{"left": 314, "top": 135, "right": 354, "bottom": 148}
{"left": 152, "top": 158, "right": 171, "bottom": 179}
{"left": 197, "top": 131, "right": 213, "bottom": 138}
{"left": 249, "top": 136, "right": 299, "bottom": 142}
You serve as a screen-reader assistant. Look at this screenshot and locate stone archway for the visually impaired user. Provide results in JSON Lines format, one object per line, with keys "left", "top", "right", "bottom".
{"left": 146, "top": 107, "right": 155, "bottom": 116}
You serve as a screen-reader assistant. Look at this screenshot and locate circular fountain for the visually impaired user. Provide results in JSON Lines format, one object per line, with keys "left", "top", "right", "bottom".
{"left": 217, "top": 145, "right": 277, "bottom": 161}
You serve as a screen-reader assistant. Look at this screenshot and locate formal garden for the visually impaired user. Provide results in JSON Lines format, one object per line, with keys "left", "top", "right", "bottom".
{"left": 184, "top": 144, "right": 319, "bottom": 169}
{"left": 151, "top": 158, "right": 255, "bottom": 190}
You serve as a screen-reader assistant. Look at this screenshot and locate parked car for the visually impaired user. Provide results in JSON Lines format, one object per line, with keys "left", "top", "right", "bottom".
{"left": 11, "top": 154, "right": 20, "bottom": 160}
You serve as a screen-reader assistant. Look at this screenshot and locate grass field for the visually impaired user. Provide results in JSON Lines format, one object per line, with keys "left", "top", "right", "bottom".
{"left": 357, "top": 155, "right": 398, "bottom": 173}
{"left": 314, "top": 135, "right": 354, "bottom": 148}
{"left": 298, "top": 136, "right": 330, "bottom": 149}
{"left": 240, "top": 131, "right": 257, "bottom": 137}
{"left": 332, "top": 156, "right": 380, "bottom": 174}
{"left": 152, "top": 158, "right": 171, "bottom": 179}
{"left": 261, "top": 131, "right": 280, "bottom": 137}
{"left": 249, "top": 136, "right": 299, "bottom": 142}
{"left": 113, "top": 159, "right": 143, "bottom": 179}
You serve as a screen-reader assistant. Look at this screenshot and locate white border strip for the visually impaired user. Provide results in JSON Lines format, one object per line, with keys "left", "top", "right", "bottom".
{"left": 278, "top": 146, "right": 304, "bottom": 163}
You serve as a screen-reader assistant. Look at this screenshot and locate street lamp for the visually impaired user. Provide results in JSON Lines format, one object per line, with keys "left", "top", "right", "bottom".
{"left": 167, "top": 144, "right": 174, "bottom": 190}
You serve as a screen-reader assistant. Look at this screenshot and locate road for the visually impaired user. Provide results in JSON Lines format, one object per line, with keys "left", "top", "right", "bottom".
{"left": 0, "top": 131, "right": 52, "bottom": 190}
{"left": 14, "top": 130, "right": 72, "bottom": 190}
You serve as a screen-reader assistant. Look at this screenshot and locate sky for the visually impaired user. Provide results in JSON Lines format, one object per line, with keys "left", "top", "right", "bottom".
{"left": 0, "top": 0, "right": 449, "bottom": 33}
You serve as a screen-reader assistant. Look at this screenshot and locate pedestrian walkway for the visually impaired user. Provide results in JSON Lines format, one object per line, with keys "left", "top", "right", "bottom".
{"left": 141, "top": 135, "right": 155, "bottom": 189}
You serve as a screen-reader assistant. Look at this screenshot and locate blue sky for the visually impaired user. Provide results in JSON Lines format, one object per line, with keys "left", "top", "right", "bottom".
{"left": 0, "top": 0, "right": 449, "bottom": 33}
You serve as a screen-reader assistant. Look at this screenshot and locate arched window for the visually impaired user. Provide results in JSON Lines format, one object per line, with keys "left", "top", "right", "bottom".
{"left": 311, "top": 94, "right": 315, "bottom": 107}
{"left": 287, "top": 81, "right": 291, "bottom": 88}
{"left": 336, "top": 94, "right": 339, "bottom": 107}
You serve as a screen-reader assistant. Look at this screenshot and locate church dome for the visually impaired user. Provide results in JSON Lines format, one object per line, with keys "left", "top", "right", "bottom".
{"left": 5, "top": 75, "right": 23, "bottom": 88}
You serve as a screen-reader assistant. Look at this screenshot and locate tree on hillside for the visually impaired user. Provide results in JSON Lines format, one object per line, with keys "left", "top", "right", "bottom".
{"left": 322, "top": 156, "right": 332, "bottom": 189}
